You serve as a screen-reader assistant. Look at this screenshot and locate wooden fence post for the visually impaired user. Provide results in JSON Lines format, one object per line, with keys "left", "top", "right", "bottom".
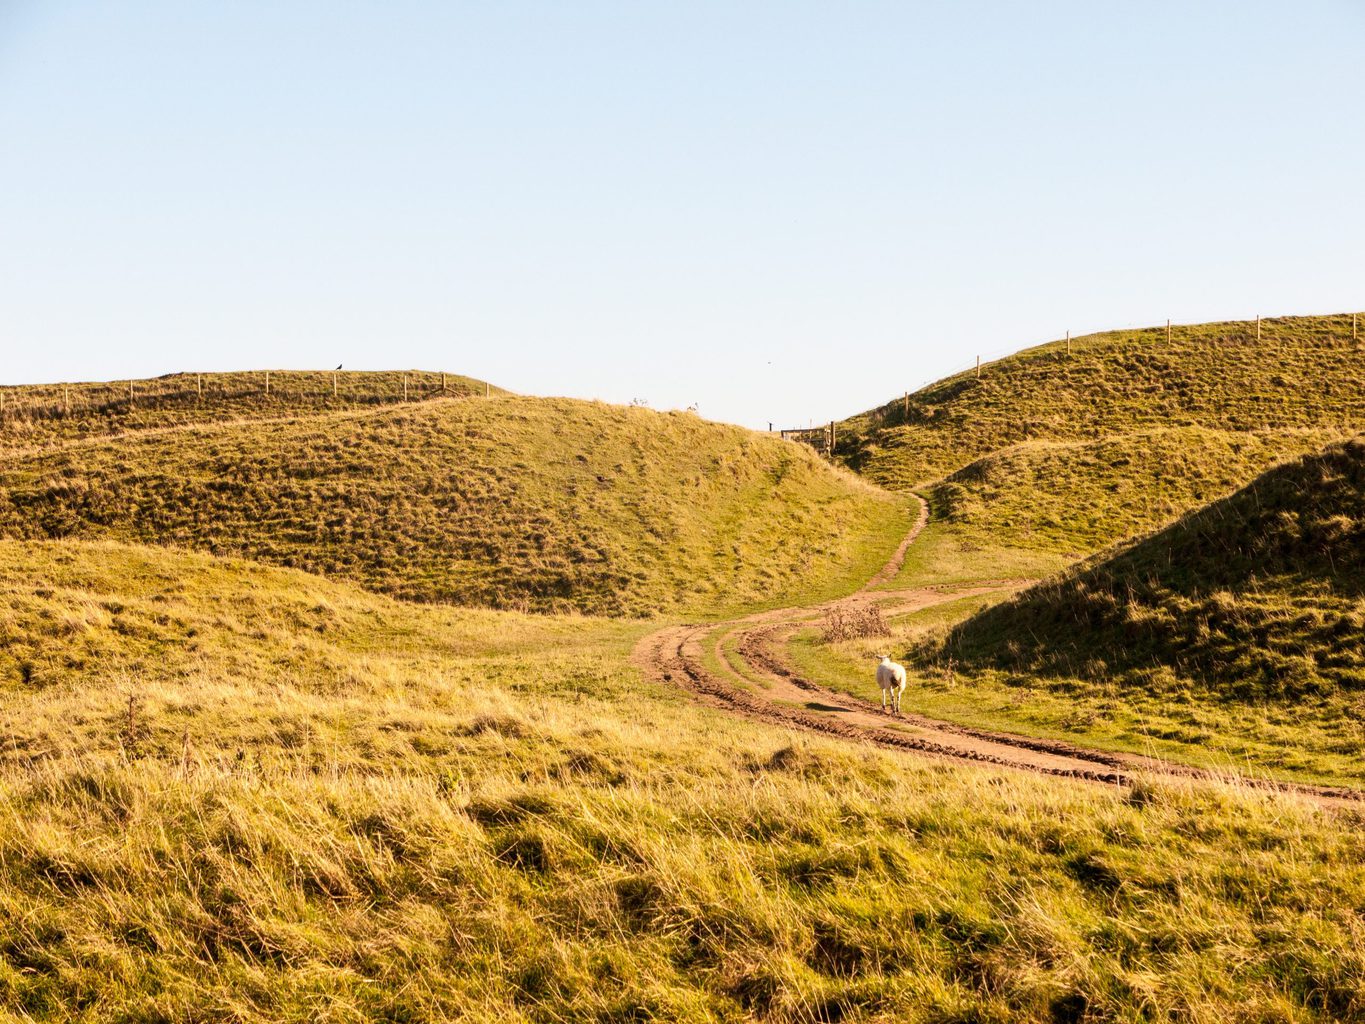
{"left": 829, "top": 420, "right": 836, "bottom": 453}
{"left": 265, "top": 370, "right": 271, "bottom": 396}
{"left": 902, "top": 392, "right": 908, "bottom": 419}
{"left": 197, "top": 374, "right": 202, "bottom": 400}
{"left": 1255, "top": 315, "right": 1261, "bottom": 342}
{"left": 403, "top": 374, "right": 408, "bottom": 401}
{"left": 1066, "top": 330, "right": 1071, "bottom": 356}
{"left": 129, "top": 381, "right": 134, "bottom": 402}
{"left": 1167, "top": 319, "right": 1171, "bottom": 345}
{"left": 975, "top": 355, "right": 981, "bottom": 379}
{"left": 485, "top": 381, "right": 490, "bottom": 398}
{"left": 442, "top": 372, "right": 447, "bottom": 393}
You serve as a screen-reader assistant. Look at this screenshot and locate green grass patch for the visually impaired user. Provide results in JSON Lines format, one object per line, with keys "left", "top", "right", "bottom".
{"left": 925, "top": 425, "right": 1345, "bottom": 558}
{"left": 790, "top": 585, "right": 1365, "bottom": 788}
{"left": 878, "top": 517, "right": 1069, "bottom": 590}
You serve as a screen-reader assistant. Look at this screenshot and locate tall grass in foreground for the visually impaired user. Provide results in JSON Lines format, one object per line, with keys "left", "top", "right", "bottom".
{"left": 3, "top": 753, "right": 1362, "bottom": 1022}
{"left": 1, "top": 541, "right": 1364, "bottom": 1021}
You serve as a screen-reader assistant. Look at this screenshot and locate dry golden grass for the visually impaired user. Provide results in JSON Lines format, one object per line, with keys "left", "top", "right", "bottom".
{"left": 2, "top": 540, "right": 1364, "bottom": 1022}
{"left": 0, "top": 369, "right": 499, "bottom": 452}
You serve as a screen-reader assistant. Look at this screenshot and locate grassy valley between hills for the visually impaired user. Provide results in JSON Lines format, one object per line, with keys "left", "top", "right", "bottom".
{"left": 793, "top": 437, "right": 1365, "bottom": 786}
{"left": 2, "top": 319, "right": 1365, "bottom": 1023}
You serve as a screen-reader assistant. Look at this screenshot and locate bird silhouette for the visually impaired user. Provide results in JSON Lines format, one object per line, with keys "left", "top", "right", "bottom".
{"left": 335, "top": 364, "right": 343, "bottom": 370}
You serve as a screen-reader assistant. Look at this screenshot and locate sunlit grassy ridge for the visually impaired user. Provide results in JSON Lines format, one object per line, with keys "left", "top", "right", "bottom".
{"left": 934, "top": 437, "right": 1365, "bottom": 702}
{"left": 3, "top": 540, "right": 1364, "bottom": 1022}
{"left": 0, "top": 370, "right": 501, "bottom": 451}
{"left": 832, "top": 314, "right": 1362, "bottom": 569}
{"left": 838, "top": 313, "right": 1364, "bottom": 490}
{"left": 0, "top": 397, "right": 908, "bottom": 617}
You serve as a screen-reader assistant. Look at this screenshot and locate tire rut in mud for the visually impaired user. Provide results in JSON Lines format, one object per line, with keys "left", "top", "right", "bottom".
{"left": 632, "top": 496, "right": 1365, "bottom": 808}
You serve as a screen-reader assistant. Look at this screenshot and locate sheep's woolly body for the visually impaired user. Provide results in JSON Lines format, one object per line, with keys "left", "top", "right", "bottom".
{"left": 876, "top": 656, "right": 907, "bottom": 713}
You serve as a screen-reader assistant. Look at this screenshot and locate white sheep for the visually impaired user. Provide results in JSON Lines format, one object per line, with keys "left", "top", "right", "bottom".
{"left": 875, "top": 654, "right": 907, "bottom": 714}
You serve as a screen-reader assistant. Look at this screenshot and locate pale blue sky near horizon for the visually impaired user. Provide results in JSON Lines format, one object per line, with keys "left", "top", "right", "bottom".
{"left": 2, "top": 1, "right": 1362, "bottom": 430}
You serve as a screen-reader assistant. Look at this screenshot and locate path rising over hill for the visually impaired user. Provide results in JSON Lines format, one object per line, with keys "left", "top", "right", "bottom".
{"left": 634, "top": 496, "right": 1365, "bottom": 810}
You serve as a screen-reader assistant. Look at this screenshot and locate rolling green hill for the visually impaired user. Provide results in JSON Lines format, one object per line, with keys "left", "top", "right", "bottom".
{"left": 2, "top": 539, "right": 1362, "bottom": 1022}
{"left": 834, "top": 313, "right": 1363, "bottom": 565}
{"left": 936, "top": 437, "right": 1365, "bottom": 701}
{"left": 0, "top": 396, "right": 908, "bottom": 617}
{"left": 0, "top": 370, "right": 501, "bottom": 452}
{"left": 928, "top": 425, "right": 1344, "bottom": 558}
{"left": 839, "top": 313, "right": 1363, "bottom": 489}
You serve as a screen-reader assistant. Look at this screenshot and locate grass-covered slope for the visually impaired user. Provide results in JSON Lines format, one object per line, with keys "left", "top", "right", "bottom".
{"left": 839, "top": 313, "right": 1364, "bottom": 490}
{"left": 937, "top": 437, "right": 1365, "bottom": 701}
{"left": 0, "top": 370, "right": 500, "bottom": 452}
{"left": 0, "top": 397, "right": 907, "bottom": 617}
{"left": 929, "top": 426, "right": 1344, "bottom": 558}
{"left": 3, "top": 540, "right": 1364, "bottom": 1022}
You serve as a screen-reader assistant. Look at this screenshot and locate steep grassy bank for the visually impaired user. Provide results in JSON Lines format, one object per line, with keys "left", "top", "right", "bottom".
{"left": 0, "top": 399, "right": 908, "bottom": 617}
{"left": 927, "top": 426, "right": 1343, "bottom": 558}
{"left": 939, "top": 437, "right": 1365, "bottom": 698}
{"left": 2, "top": 540, "right": 1363, "bottom": 1022}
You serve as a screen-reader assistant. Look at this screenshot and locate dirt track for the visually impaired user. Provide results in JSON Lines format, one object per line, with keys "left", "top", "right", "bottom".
{"left": 633, "top": 497, "right": 1365, "bottom": 810}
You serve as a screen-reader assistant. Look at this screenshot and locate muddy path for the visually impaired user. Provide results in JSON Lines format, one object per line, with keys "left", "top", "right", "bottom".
{"left": 632, "top": 496, "right": 1365, "bottom": 810}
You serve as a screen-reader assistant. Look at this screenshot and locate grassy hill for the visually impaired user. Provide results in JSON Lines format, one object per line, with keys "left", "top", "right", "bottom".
{"left": 0, "top": 370, "right": 501, "bottom": 451}
{"left": 0, "top": 396, "right": 908, "bottom": 617}
{"left": 831, "top": 314, "right": 1363, "bottom": 567}
{"left": 838, "top": 313, "right": 1363, "bottom": 489}
{"left": 929, "top": 425, "right": 1344, "bottom": 558}
{"left": 2, "top": 539, "right": 1363, "bottom": 1021}
{"left": 935, "top": 436, "right": 1365, "bottom": 699}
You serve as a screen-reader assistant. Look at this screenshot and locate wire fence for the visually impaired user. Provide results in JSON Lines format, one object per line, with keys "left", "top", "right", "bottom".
{"left": 773, "top": 312, "right": 1364, "bottom": 456}
{"left": 0, "top": 370, "right": 493, "bottom": 428}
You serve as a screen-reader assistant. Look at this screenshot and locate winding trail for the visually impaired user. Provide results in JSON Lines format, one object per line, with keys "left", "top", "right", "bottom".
{"left": 633, "top": 496, "right": 1364, "bottom": 809}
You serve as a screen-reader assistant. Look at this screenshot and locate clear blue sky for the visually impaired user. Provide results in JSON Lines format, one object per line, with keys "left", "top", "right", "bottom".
{"left": 2, "top": 2, "right": 1362, "bottom": 429}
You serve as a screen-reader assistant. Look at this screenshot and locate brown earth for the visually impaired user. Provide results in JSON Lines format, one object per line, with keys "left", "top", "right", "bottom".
{"left": 633, "top": 496, "right": 1365, "bottom": 810}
